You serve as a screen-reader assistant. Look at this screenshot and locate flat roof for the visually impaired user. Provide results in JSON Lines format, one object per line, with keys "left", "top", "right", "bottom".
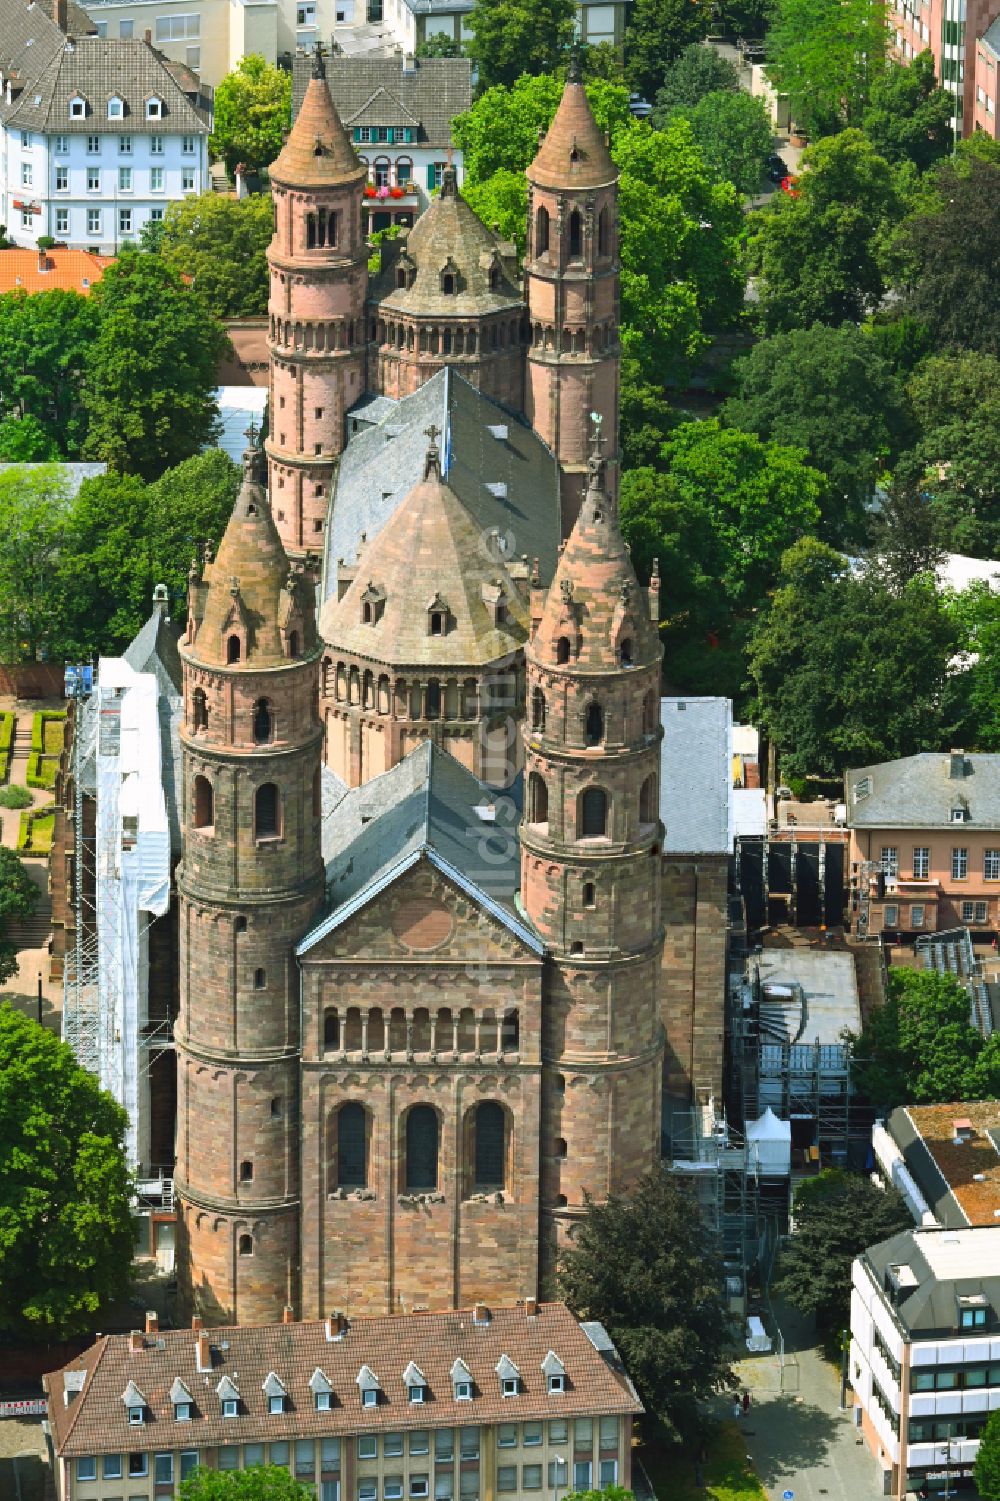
{"left": 916, "top": 1226, "right": 1000, "bottom": 1280}
{"left": 891, "top": 1101, "right": 1000, "bottom": 1228}
{"left": 754, "top": 948, "right": 861, "bottom": 1041}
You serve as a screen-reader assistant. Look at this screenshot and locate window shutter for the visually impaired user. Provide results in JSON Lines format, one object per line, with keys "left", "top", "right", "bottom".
{"left": 427, "top": 162, "right": 436, "bottom": 189}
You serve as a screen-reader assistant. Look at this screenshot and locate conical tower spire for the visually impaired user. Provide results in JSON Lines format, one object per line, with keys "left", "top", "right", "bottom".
{"left": 527, "top": 69, "right": 616, "bottom": 190}
{"left": 269, "top": 49, "right": 364, "bottom": 188}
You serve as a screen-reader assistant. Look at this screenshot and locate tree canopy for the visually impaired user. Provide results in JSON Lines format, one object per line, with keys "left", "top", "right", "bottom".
{"left": 82, "top": 251, "right": 228, "bottom": 480}
{"left": 0, "top": 288, "right": 99, "bottom": 457}
{"left": 180, "top": 1468, "right": 314, "bottom": 1499}
{"left": 652, "top": 42, "right": 740, "bottom": 123}
{"left": 623, "top": 0, "right": 711, "bottom": 103}
{"left": 209, "top": 54, "right": 291, "bottom": 176}
{"left": 0, "top": 848, "right": 39, "bottom": 984}
{"left": 862, "top": 53, "right": 953, "bottom": 172}
{"left": 747, "top": 538, "right": 961, "bottom": 775}
{"left": 158, "top": 192, "right": 274, "bottom": 319}
{"left": 773, "top": 1170, "right": 911, "bottom": 1330}
{"left": 766, "top": 0, "right": 886, "bottom": 137}
{"left": 464, "top": 0, "right": 575, "bottom": 90}
{"left": 722, "top": 322, "right": 908, "bottom": 545}
{"left": 0, "top": 466, "right": 73, "bottom": 663}
{"left": 678, "top": 89, "right": 774, "bottom": 196}
{"left": 976, "top": 1410, "right": 1000, "bottom": 1501}
{"left": 558, "top": 1170, "right": 733, "bottom": 1443}
{"left": 903, "top": 350, "right": 1000, "bottom": 555}
{"left": 0, "top": 1005, "right": 134, "bottom": 1336}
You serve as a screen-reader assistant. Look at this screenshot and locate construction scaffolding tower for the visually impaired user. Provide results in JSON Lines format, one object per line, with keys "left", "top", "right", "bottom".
{"left": 62, "top": 684, "right": 106, "bottom": 1083}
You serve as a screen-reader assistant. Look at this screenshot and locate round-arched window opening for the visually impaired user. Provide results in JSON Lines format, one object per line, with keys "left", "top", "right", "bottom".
{"left": 193, "top": 774, "right": 213, "bottom": 830}
{"left": 619, "top": 638, "right": 633, "bottom": 667}
{"left": 473, "top": 1101, "right": 506, "bottom": 1191}
{"left": 255, "top": 782, "right": 280, "bottom": 839}
{"left": 405, "top": 1104, "right": 438, "bottom": 1191}
{"left": 556, "top": 636, "right": 570, "bottom": 665}
{"left": 585, "top": 702, "right": 603, "bottom": 746}
{"left": 226, "top": 634, "right": 241, "bottom": 664}
{"left": 337, "top": 1101, "right": 367, "bottom": 1188}
{"left": 288, "top": 629, "right": 301, "bottom": 659}
{"left": 253, "top": 699, "right": 272, "bottom": 744}
{"left": 580, "top": 787, "right": 608, "bottom": 839}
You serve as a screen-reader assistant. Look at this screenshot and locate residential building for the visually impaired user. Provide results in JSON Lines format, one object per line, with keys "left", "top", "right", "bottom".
{"left": 291, "top": 51, "right": 472, "bottom": 227}
{"left": 378, "top": 0, "right": 628, "bottom": 56}
{"left": 873, "top": 1102, "right": 1000, "bottom": 1230}
{"left": 974, "top": 18, "right": 1000, "bottom": 135}
{"left": 887, "top": 0, "right": 1000, "bottom": 134}
{"left": 846, "top": 751, "right": 1000, "bottom": 938}
{"left": 851, "top": 1225, "right": 1000, "bottom": 1498}
{"left": 0, "top": 244, "right": 111, "bottom": 291}
{"left": 45, "top": 1301, "right": 641, "bottom": 1501}
{"left": 0, "top": 5, "right": 211, "bottom": 255}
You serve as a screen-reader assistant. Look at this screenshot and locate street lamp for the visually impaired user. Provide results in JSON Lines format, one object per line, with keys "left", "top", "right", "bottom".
{"left": 551, "top": 1453, "right": 568, "bottom": 1501}
{"left": 938, "top": 1438, "right": 957, "bottom": 1499}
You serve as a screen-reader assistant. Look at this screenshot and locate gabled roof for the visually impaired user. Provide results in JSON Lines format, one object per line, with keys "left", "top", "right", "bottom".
{"left": 292, "top": 53, "right": 472, "bottom": 151}
{"left": 0, "top": 0, "right": 95, "bottom": 97}
{"left": 3, "top": 36, "right": 210, "bottom": 134}
{"left": 0, "top": 247, "right": 112, "bottom": 295}
{"left": 309, "top": 1368, "right": 333, "bottom": 1394}
{"left": 495, "top": 1353, "right": 520, "bottom": 1380}
{"left": 120, "top": 1380, "right": 145, "bottom": 1408}
{"left": 324, "top": 368, "right": 560, "bottom": 609}
{"left": 541, "top": 1351, "right": 565, "bottom": 1376}
{"left": 302, "top": 741, "right": 541, "bottom": 957}
{"left": 887, "top": 1101, "right": 1000, "bottom": 1229}
{"left": 402, "top": 1361, "right": 426, "bottom": 1387}
{"left": 168, "top": 1377, "right": 193, "bottom": 1405}
{"left": 262, "top": 1371, "right": 287, "bottom": 1397}
{"left": 356, "top": 1364, "right": 380, "bottom": 1390}
{"left": 216, "top": 1375, "right": 240, "bottom": 1402}
{"left": 450, "top": 1358, "right": 472, "bottom": 1383}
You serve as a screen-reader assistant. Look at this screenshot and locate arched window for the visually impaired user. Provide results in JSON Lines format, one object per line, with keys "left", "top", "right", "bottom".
{"left": 556, "top": 636, "right": 571, "bottom": 665}
{"left": 192, "top": 688, "right": 208, "bottom": 732}
{"left": 568, "top": 209, "right": 582, "bottom": 260}
{"left": 373, "top": 156, "right": 390, "bottom": 187}
{"left": 442, "top": 273, "right": 455, "bottom": 295}
{"left": 396, "top": 156, "right": 413, "bottom": 185}
{"left": 474, "top": 1101, "right": 506, "bottom": 1190}
{"left": 536, "top": 204, "right": 550, "bottom": 255}
{"left": 238, "top": 1234, "right": 253, "bottom": 1256}
{"left": 425, "top": 680, "right": 441, "bottom": 719}
{"left": 253, "top": 698, "right": 272, "bottom": 744}
{"left": 405, "top": 1105, "right": 438, "bottom": 1190}
{"left": 585, "top": 702, "right": 603, "bottom": 746}
{"left": 226, "top": 634, "right": 241, "bottom": 664}
{"left": 619, "top": 638, "right": 633, "bottom": 667}
{"left": 430, "top": 612, "right": 444, "bottom": 637}
{"left": 255, "top": 782, "right": 280, "bottom": 839}
{"left": 288, "top": 629, "right": 300, "bottom": 658}
{"left": 528, "top": 772, "right": 548, "bottom": 825}
{"left": 193, "top": 774, "right": 213, "bottom": 830}
{"left": 640, "top": 774, "right": 657, "bottom": 824}
{"left": 583, "top": 880, "right": 596, "bottom": 908}
{"left": 306, "top": 212, "right": 317, "bottom": 249}
{"left": 531, "top": 687, "right": 545, "bottom": 732}
{"left": 337, "top": 1102, "right": 367, "bottom": 1188}
{"left": 598, "top": 203, "right": 610, "bottom": 258}
{"left": 324, "top": 1009, "right": 340, "bottom": 1050}
{"left": 580, "top": 787, "right": 608, "bottom": 839}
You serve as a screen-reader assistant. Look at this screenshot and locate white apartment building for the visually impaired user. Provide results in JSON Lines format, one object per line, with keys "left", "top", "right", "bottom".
{"left": 0, "top": 3, "right": 210, "bottom": 254}
{"left": 851, "top": 1225, "right": 1000, "bottom": 1498}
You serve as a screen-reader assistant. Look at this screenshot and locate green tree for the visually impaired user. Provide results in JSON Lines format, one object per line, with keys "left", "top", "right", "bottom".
{"left": 623, "top": 0, "right": 711, "bottom": 103}
{"left": 773, "top": 1170, "right": 911, "bottom": 1330}
{"left": 210, "top": 55, "right": 291, "bottom": 176}
{"left": 652, "top": 42, "right": 740, "bottom": 124}
{"left": 766, "top": 0, "right": 886, "bottom": 137}
{"left": 0, "top": 465, "right": 71, "bottom": 662}
{"left": 158, "top": 193, "right": 274, "bottom": 319}
{"left": 463, "top": 170, "right": 530, "bottom": 254}
{"left": 946, "top": 583, "right": 1000, "bottom": 752}
{"left": 892, "top": 156, "right": 1000, "bottom": 356}
{"left": 82, "top": 252, "right": 227, "bottom": 480}
{"left": 146, "top": 449, "right": 241, "bottom": 605}
{"left": 0, "top": 414, "right": 61, "bottom": 461}
{"left": 452, "top": 74, "right": 631, "bottom": 183}
{"left": 722, "top": 322, "right": 908, "bottom": 544}
{"left": 850, "top": 970, "right": 995, "bottom": 1109}
{"left": 862, "top": 53, "right": 953, "bottom": 172}
{"left": 619, "top": 355, "right": 679, "bottom": 469}
{"left": 682, "top": 89, "right": 774, "bottom": 195}
{"left": 415, "top": 33, "right": 464, "bottom": 56}
{"left": 0, "top": 848, "right": 39, "bottom": 984}
{"left": 747, "top": 537, "right": 960, "bottom": 775}
{"left": 976, "top": 1410, "right": 1000, "bottom": 1501}
{"left": 558, "top": 1171, "right": 733, "bottom": 1443}
{"left": 748, "top": 130, "right": 903, "bottom": 333}
{"left": 0, "top": 1004, "right": 134, "bottom": 1336}
{"left": 0, "top": 288, "right": 99, "bottom": 456}
{"left": 903, "top": 351, "right": 1000, "bottom": 555}
{"left": 181, "top": 1469, "right": 314, "bottom": 1499}
{"left": 465, "top": 0, "right": 575, "bottom": 90}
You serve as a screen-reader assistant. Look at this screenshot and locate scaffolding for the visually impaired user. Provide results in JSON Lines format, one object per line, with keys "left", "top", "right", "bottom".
{"left": 62, "top": 689, "right": 104, "bottom": 1081}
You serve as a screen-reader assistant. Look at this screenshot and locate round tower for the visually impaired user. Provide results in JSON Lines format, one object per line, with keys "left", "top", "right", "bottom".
{"left": 266, "top": 46, "right": 368, "bottom": 557}
{"left": 367, "top": 164, "right": 525, "bottom": 405}
{"left": 520, "top": 434, "right": 663, "bottom": 1283}
{"left": 524, "top": 58, "right": 621, "bottom": 536}
{"left": 174, "top": 432, "right": 325, "bottom": 1325}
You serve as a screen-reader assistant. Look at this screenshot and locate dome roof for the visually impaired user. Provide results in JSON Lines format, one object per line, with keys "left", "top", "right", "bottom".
{"left": 527, "top": 72, "right": 617, "bottom": 192}
{"left": 531, "top": 445, "right": 659, "bottom": 673}
{"left": 187, "top": 440, "right": 316, "bottom": 669}
{"left": 320, "top": 434, "right": 528, "bottom": 668}
{"left": 269, "top": 53, "right": 365, "bottom": 190}
{"left": 374, "top": 166, "right": 521, "bottom": 317}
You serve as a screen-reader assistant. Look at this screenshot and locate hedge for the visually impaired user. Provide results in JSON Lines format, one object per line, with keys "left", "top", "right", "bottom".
{"left": 31, "top": 710, "right": 66, "bottom": 756}
{"left": 26, "top": 752, "right": 59, "bottom": 791}
{"left": 18, "top": 806, "right": 55, "bottom": 855}
{"left": 0, "top": 712, "right": 13, "bottom": 783}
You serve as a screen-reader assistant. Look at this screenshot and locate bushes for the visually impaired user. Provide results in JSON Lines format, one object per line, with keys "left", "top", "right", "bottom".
{"left": 18, "top": 806, "right": 55, "bottom": 855}
{"left": 0, "top": 785, "right": 32, "bottom": 810}
{"left": 26, "top": 753, "right": 58, "bottom": 791}
{"left": 0, "top": 712, "right": 13, "bottom": 783}
{"left": 31, "top": 710, "right": 65, "bottom": 755}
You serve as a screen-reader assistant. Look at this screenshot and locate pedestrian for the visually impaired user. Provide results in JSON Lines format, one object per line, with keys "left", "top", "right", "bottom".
{"left": 732, "top": 1397, "right": 742, "bottom": 1420}
{"left": 741, "top": 1389, "right": 751, "bottom": 1415}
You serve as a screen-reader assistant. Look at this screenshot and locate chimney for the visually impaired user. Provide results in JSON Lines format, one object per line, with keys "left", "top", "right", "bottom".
{"left": 195, "top": 1331, "right": 211, "bottom": 1373}
{"left": 191, "top": 1315, "right": 203, "bottom": 1331}
{"left": 144, "top": 26, "right": 152, "bottom": 42}
{"left": 152, "top": 583, "right": 169, "bottom": 618}
{"left": 145, "top": 1310, "right": 159, "bottom": 1335}
{"left": 325, "top": 1311, "right": 346, "bottom": 1340}
{"left": 525, "top": 1297, "right": 538, "bottom": 1318}
{"left": 128, "top": 1330, "right": 143, "bottom": 1353}
{"left": 283, "top": 1305, "right": 295, "bottom": 1325}
{"left": 37, "top": 250, "right": 49, "bottom": 274}
{"left": 53, "top": 0, "right": 67, "bottom": 31}
{"left": 473, "top": 1303, "right": 491, "bottom": 1326}
{"left": 950, "top": 749, "right": 967, "bottom": 779}
{"left": 402, "top": 51, "right": 416, "bottom": 74}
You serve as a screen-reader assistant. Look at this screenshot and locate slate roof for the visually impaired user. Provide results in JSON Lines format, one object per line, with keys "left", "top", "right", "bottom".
{"left": 659, "top": 696, "right": 732, "bottom": 856}
{"left": 306, "top": 739, "right": 538, "bottom": 954}
{"left": 845, "top": 753, "right": 1000, "bottom": 829}
{"left": 861, "top": 1226, "right": 1000, "bottom": 1339}
{"left": 121, "top": 596, "right": 183, "bottom": 854}
{"left": 0, "top": 0, "right": 95, "bottom": 94}
{"left": 324, "top": 368, "right": 560, "bottom": 608}
{"left": 887, "top": 1103, "right": 1000, "bottom": 1230}
{"left": 45, "top": 1302, "right": 640, "bottom": 1458}
{"left": 3, "top": 35, "right": 210, "bottom": 134}
{"left": 293, "top": 52, "right": 471, "bottom": 150}
{"left": 982, "top": 15, "right": 1000, "bottom": 59}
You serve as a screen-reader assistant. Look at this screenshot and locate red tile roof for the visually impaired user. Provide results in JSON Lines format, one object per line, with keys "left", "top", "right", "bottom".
{"left": 0, "top": 248, "right": 112, "bottom": 295}
{"left": 45, "top": 1303, "right": 640, "bottom": 1458}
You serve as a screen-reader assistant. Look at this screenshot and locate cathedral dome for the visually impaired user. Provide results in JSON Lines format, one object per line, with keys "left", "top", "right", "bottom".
{"left": 531, "top": 443, "right": 659, "bottom": 673}
{"left": 374, "top": 165, "right": 521, "bottom": 318}
{"left": 269, "top": 53, "right": 366, "bottom": 189}
{"left": 527, "top": 69, "right": 617, "bottom": 192}
{"left": 320, "top": 431, "right": 528, "bottom": 668}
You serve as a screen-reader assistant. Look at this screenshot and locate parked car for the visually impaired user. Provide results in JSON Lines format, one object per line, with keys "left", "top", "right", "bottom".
{"left": 766, "top": 152, "right": 788, "bottom": 183}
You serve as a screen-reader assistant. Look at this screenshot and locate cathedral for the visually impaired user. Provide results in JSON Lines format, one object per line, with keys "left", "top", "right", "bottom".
{"left": 172, "top": 51, "right": 669, "bottom": 1326}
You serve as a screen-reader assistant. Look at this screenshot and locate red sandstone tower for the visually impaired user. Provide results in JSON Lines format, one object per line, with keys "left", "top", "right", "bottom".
{"left": 266, "top": 47, "right": 368, "bottom": 557}
{"left": 520, "top": 435, "right": 664, "bottom": 1284}
{"left": 174, "top": 434, "right": 325, "bottom": 1325}
{"left": 525, "top": 61, "right": 621, "bottom": 536}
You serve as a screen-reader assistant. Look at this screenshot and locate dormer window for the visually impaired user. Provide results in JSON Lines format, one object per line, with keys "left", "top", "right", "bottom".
{"left": 170, "top": 1378, "right": 194, "bottom": 1420}
{"left": 146, "top": 96, "right": 162, "bottom": 119}
{"left": 108, "top": 95, "right": 124, "bottom": 119}
{"left": 427, "top": 594, "right": 448, "bottom": 636}
{"left": 128, "top": 1405, "right": 143, "bottom": 1424}
{"left": 362, "top": 1388, "right": 377, "bottom": 1408}
{"left": 951, "top": 807, "right": 967, "bottom": 822}
{"left": 548, "top": 1373, "right": 565, "bottom": 1393}
{"left": 361, "top": 582, "right": 385, "bottom": 626}
{"left": 217, "top": 1375, "right": 240, "bottom": 1417}
{"left": 403, "top": 1361, "right": 427, "bottom": 1404}
{"left": 270, "top": 1395, "right": 284, "bottom": 1414}
{"left": 451, "top": 1358, "right": 473, "bottom": 1401}
{"left": 958, "top": 1294, "right": 989, "bottom": 1329}
{"left": 439, "top": 257, "right": 459, "bottom": 295}
{"left": 69, "top": 95, "right": 87, "bottom": 119}
{"left": 223, "top": 1398, "right": 238, "bottom": 1417}
{"left": 316, "top": 1390, "right": 332, "bottom": 1411}
{"left": 357, "top": 1365, "right": 381, "bottom": 1408}
{"left": 122, "top": 1381, "right": 146, "bottom": 1425}
{"left": 455, "top": 1381, "right": 472, "bottom": 1400}
{"left": 310, "top": 1368, "right": 333, "bottom": 1411}
{"left": 262, "top": 1367, "right": 289, "bottom": 1416}
{"left": 174, "top": 1400, "right": 192, "bottom": 1420}
{"left": 541, "top": 1351, "right": 566, "bottom": 1393}
{"left": 431, "top": 612, "right": 443, "bottom": 636}
{"left": 502, "top": 1378, "right": 518, "bottom": 1397}
{"left": 496, "top": 1355, "right": 520, "bottom": 1397}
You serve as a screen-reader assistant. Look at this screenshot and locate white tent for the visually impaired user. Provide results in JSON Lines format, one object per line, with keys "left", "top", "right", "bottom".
{"left": 746, "top": 1106, "right": 791, "bottom": 1177}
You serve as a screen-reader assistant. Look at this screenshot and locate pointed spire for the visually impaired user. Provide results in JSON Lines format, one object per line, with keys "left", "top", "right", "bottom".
{"left": 566, "top": 35, "right": 584, "bottom": 84}
{"left": 268, "top": 57, "right": 364, "bottom": 188}
{"left": 527, "top": 71, "right": 616, "bottom": 191}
